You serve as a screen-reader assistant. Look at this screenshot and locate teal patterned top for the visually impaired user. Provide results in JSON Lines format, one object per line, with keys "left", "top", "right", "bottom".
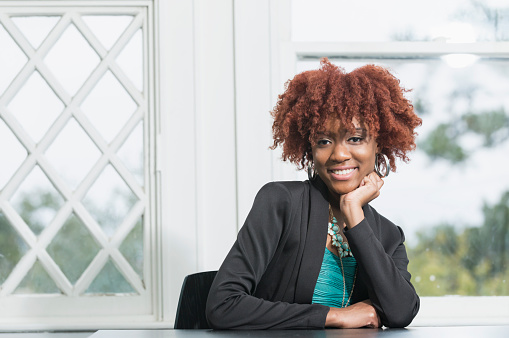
{"left": 311, "top": 248, "right": 357, "bottom": 308}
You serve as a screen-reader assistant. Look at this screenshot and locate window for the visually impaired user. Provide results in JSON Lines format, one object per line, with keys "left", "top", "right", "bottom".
{"left": 271, "top": 0, "right": 509, "bottom": 325}
{"left": 0, "top": 1, "right": 157, "bottom": 326}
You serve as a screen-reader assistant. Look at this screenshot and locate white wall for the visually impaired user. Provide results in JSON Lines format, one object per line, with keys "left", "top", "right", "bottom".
{"left": 159, "top": 0, "right": 295, "bottom": 322}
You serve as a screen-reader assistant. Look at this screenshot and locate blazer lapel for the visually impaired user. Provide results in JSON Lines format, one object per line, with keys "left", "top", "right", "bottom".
{"left": 294, "top": 177, "right": 329, "bottom": 304}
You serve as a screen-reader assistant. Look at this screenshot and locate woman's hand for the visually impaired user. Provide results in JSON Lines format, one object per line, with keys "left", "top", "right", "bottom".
{"left": 340, "top": 172, "right": 384, "bottom": 229}
{"left": 325, "top": 300, "right": 381, "bottom": 328}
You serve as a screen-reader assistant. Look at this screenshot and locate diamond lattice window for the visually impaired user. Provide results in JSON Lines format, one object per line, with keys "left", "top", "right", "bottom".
{"left": 0, "top": 3, "right": 154, "bottom": 319}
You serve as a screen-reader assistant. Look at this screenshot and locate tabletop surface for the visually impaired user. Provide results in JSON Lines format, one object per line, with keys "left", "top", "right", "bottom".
{"left": 89, "top": 326, "right": 509, "bottom": 338}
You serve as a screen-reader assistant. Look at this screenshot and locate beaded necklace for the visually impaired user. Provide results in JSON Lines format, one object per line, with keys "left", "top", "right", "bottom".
{"left": 328, "top": 205, "right": 353, "bottom": 258}
{"left": 328, "top": 204, "right": 357, "bottom": 307}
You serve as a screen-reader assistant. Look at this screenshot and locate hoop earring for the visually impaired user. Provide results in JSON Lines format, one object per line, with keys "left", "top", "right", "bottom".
{"left": 374, "top": 153, "right": 390, "bottom": 178}
{"left": 307, "top": 162, "right": 317, "bottom": 180}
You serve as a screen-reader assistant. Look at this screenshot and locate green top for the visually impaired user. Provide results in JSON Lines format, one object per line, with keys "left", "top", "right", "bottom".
{"left": 311, "top": 248, "right": 357, "bottom": 308}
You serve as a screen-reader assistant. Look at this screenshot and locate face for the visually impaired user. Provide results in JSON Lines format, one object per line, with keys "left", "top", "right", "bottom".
{"left": 311, "top": 118, "right": 378, "bottom": 199}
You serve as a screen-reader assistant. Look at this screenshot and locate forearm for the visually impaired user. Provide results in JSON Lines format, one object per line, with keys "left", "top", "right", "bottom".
{"left": 207, "top": 285, "right": 328, "bottom": 329}
{"left": 345, "top": 219, "right": 419, "bottom": 327}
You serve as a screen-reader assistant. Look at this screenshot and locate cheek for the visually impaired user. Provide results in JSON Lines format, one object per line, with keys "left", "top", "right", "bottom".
{"left": 311, "top": 149, "right": 327, "bottom": 170}
{"left": 361, "top": 148, "right": 377, "bottom": 169}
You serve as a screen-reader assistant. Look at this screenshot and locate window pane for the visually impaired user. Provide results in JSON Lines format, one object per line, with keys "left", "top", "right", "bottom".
{"left": 298, "top": 57, "right": 509, "bottom": 296}
{"left": 7, "top": 71, "right": 64, "bottom": 143}
{"left": 44, "top": 118, "right": 102, "bottom": 191}
{"left": 292, "top": 0, "right": 509, "bottom": 42}
{"left": 0, "top": 213, "right": 29, "bottom": 285}
{"left": 85, "top": 259, "right": 135, "bottom": 295}
{"left": 0, "top": 8, "right": 147, "bottom": 304}
{"left": 47, "top": 213, "right": 101, "bottom": 284}
{"left": 81, "top": 71, "right": 137, "bottom": 143}
{"left": 82, "top": 165, "right": 138, "bottom": 238}
{"left": 119, "top": 217, "right": 144, "bottom": 280}
{"left": 0, "top": 23, "right": 27, "bottom": 95}
{"left": 116, "top": 29, "right": 143, "bottom": 91}
{"left": 44, "top": 23, "right": 100, "bottom": 96}
{"left": 14, "top": 260, "right": 62, "bottom": 294}
{"left": 0, "top": 119, "right": 27, "bottom": 190}
{"left": 117, "top": 122, "right": 144, "bottom": 186}
{"left": 10, "top": 165, "right": 64, "bottom": 235}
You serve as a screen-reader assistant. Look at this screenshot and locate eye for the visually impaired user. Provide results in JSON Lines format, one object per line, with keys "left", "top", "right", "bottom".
{"left": 317, "top": 139, "right": 331, "bottom": 146}
{"left": 348, "top": 137, "right": 363, "bottom": 143}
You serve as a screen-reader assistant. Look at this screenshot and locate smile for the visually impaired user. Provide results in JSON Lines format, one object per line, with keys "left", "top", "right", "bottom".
{"left": 330, "top": 168, "right": 355, "bottom": 175}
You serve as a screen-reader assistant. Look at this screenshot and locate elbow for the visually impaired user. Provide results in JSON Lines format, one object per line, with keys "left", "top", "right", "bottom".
{"left": 205, "top": 310, "right": 223, "bottom": 330}
{"left": 206, "top": 309, "right": 229, "bottom": 330}
{"left": 382, "top": 315, "right": 413, "bottom": 328}
{"left": 381, "top": 295, "right": 420, "bottom": 328}
{"left": 206, "top": 295, "right": 234, "bottom": 330}
{"left": 205, "top": 299, "right": 223, "bottom": 329}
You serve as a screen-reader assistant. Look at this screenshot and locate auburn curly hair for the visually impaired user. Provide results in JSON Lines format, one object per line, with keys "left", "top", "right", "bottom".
{"left": 271, "top": 58, "right": 422, "bottom": 172}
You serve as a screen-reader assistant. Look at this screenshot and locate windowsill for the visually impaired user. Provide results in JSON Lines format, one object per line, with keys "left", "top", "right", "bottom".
{"left": 411, "top": 296, "right": 509, "bottom": 326}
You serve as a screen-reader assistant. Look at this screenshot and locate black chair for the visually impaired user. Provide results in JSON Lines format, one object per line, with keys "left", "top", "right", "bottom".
{"left": 174, "top": 270, "right": 218, "bottom": 329}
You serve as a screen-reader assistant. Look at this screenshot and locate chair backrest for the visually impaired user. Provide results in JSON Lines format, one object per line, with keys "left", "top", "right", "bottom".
{"left": 174, "top": 270, "right": 218, "bottom": 329}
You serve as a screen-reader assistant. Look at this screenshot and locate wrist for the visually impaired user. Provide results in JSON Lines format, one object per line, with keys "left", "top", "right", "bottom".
{"left": 325, "top": 307, "right": 344, "bottom": 328}
{"left": 341, "top": 203, "right": 364, "bottom": 229}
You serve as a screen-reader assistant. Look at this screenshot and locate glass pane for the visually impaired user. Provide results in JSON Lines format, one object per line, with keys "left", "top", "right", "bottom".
{"left": 119, "top": 217, "right": 143, "bottom": 280}
{"left": 117, "top": 122, "right": 144, "bottom": 186}
{"left": 47, "top": 213, "right": 100, "bottom": 284}
{"left": 85, "top": 259, "right": 135, "bottom": 295}
{"left": 10, "top": 166, "right": 64, "bottom": 236}
{"left": 14, "top": 259, "right": 61, "bottom": 294}
{"left": 292, "top": 0, "right": 509, "bottom": 42}
{"left": 0, "top": 212, "right": 29, "bottom": 285}
{"left": 80, "top": 71, "right": 137, "bottom": 143}
{"left": 7, "top": 71, "right": 64, "bottom": 143}
{"left": 45, "top": 118, "right": 102, "bottom": 190}
{"left": 0, "top": 119, "right": 27, "bottom": 190}
{"left": 0, "top": 23, "right": 27, "bottom": 95}
{"left": 11, "top": 16, "right": 60, "bottom": 49}
{"left": 116, "top": 29, "right": 143, "bottom": 91}
{"left": 44, "top": 23, "right": 100, "bottom": 96}
{"left": 297, "top": 57, "right": 509, "bottom": 296}
{"left": 81, "top": 15, "right": 133, "bottom": 50}
{"left": 82, "top": 165, "right": 138, "bottom": 238}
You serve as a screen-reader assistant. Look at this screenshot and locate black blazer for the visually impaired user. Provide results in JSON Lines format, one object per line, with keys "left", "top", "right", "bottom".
{"left": 206, "top": 177, "right": 419, "bottom": 329}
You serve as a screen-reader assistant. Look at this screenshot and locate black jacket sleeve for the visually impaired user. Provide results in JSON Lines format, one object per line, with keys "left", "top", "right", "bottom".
{"left": 345, "top": 213, "right": 420, "bottom": 328}
{"left": 205, "top": 182, "right": 329, "bottom": 329}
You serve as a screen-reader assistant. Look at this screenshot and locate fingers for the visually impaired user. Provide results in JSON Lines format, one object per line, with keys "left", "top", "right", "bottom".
{"left": 366, "top": 172, "right": 384, "bottom": 192}
{"left": 327, "top": 301, "right": 381, "bottom": 328}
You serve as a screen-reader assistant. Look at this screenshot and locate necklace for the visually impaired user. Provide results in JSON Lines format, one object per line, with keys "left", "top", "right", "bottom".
{"left": 328, "top": 205, "right": 353, "bottom": 258}
{"left": 328, "top": 204, "right": 357, "bottom": 307}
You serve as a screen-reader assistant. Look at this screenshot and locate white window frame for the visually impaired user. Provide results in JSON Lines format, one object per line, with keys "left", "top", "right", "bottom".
{"left": 0, "top": 0, "right": 162, "bottom": 330}
{"left": 270, "top": 0, "right": 509, "bottom": 326}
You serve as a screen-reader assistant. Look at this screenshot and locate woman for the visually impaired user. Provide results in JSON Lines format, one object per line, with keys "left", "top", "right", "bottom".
{"left": 206, "top": 58, "right": 422, "bottom": 329}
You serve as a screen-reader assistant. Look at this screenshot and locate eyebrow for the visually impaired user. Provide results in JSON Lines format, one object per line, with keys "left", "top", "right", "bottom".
{"left": 316, "top": 128, "right": 367, "bottom": 134}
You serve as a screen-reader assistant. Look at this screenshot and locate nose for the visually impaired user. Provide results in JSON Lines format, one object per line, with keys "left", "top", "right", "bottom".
{"left": 330, "top": 142, "right": 351, "bottom": 163}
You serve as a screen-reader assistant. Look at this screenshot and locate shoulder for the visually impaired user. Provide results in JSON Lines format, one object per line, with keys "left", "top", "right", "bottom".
{"left": 257, "top": 180, "right": 309, "bottom": 201}
{"left": 251, "top": 181, "right": 309, "bottom": 216}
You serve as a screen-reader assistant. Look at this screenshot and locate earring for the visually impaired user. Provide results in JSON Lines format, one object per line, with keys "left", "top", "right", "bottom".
{"left": 307, "top": 162, "right": 317, "bottom": 180}
{"left": 374, "top": 153, "right": 390, "bottom": 178}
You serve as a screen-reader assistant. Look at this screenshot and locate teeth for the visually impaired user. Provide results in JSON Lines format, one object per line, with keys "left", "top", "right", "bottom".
{"left": 332, "top": 168, "right": 354, "bottom": 175}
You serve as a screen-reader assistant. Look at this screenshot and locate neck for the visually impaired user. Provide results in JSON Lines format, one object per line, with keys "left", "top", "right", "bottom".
{"left": 327, "top": 189, "right": 342, "bottom": 210}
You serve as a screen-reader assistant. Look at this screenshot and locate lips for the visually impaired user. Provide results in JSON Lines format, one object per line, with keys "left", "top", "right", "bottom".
{"left": 327, "top": 167, "right": 357, "bottom": 180}
{"left": 330, "top": 168, "right": 354, "bottom": 175}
